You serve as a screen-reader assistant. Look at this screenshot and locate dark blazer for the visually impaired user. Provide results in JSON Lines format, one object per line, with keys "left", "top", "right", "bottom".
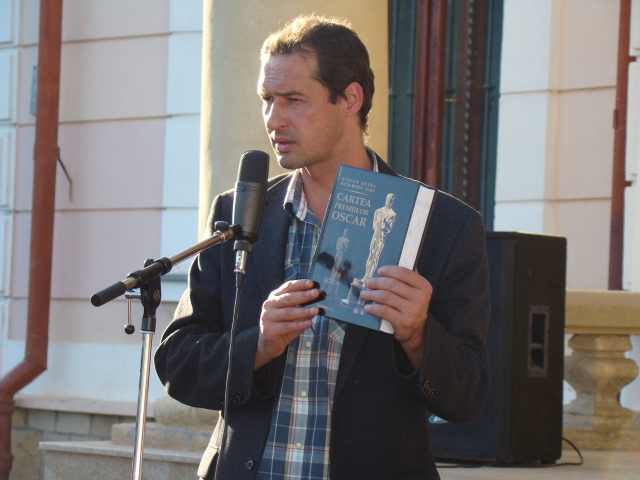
{"left": 154, "top": 157, "right": 491, "bottom": 480}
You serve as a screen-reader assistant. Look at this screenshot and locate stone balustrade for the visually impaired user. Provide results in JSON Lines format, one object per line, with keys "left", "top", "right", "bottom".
{"left": 563, "top": 289, "right": 640, "bottom": 449}
{"left": 111, "top": 289, "right": 640, "bottom": 454}
{"left": 40, "top": 289, "right": 640, "bottom": 478}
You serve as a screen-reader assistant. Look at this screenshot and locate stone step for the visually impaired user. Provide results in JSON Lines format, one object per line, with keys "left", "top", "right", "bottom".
{"left": 40, "top": 440, "right": 201, "bottom": 480}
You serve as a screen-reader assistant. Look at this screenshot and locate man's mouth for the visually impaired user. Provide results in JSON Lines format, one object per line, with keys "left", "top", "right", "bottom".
{"left": 273, "top": 137, "right": 295, "bottom": 153}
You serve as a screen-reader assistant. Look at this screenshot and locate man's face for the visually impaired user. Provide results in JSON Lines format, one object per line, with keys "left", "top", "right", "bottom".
{"left": 258, "top": 53, "right": 347, "bottom": 172}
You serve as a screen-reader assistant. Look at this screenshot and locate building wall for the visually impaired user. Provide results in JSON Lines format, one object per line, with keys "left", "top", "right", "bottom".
{"left": 496, "top": 0, "right": 640, "bottom": 409}
{"left": 495, "top": 0, "right": 618, "bottom": 291}
{"left": 2, "top": 1, "right": 640, "bottom": 470}
{"left": 0, "top": 0, "right": 15, "bottom": 433}
{"left": 2, "top": 2, "right": 387, "bottom": 477}
{"left": 625, "top": 0, "right": 640, "bottom": 291}
{"left": 0, "top": 0, "right": 20, "bottom": 386}
{"left": 2, "top": 0, "right": 201, "bottom": 414}
{"left": 1, "top": 0, "right": 389, "bottom": 416}
{"left": 621, "top": 0, "right": 640, "bottom": 407}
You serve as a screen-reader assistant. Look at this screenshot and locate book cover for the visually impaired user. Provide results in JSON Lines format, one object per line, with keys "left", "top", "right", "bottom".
{"left": 309, "top": 165, "right": 437, "bottom": 333}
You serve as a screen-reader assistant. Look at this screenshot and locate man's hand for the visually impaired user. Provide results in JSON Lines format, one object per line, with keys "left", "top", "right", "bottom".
{"left": 254, "top": 279, "right": 320, "bottom": 370}
{"left": 360, "top": 266, "right": 432, "bottom": 369}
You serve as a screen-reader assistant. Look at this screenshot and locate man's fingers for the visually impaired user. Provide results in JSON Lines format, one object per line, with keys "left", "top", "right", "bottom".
{"left": 263, "top": 305, "right": 319, "bottom": 323}
{"left": 273, "top": 279, "right": 317, "bottom": 295}
{"left": 364, "top": 278, "right": 412, "bottom": 303}
{"left": 261, "top": 316, "right": 313, "bottom": 336}
{"left": 360, "top": 265, "right": 432, "bottom": 337}
{"left": 266, "top": 279, "right": 321, "bottom": 308}
{"left": 364, "top": 266, "right": 432, "bottom": 300}
{"left": 255, "top": 279, "right": 322, "bottom": 367}
{"left": 264, "top": 288, "right": 321, "bottom": 311}
{"left": 376, "top": 265, "right": 431, "bottom": 289}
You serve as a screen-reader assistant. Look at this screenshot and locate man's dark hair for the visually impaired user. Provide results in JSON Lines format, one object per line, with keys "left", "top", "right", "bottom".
{"left": 261, "top": 15, "right": 375, "bottom": 132}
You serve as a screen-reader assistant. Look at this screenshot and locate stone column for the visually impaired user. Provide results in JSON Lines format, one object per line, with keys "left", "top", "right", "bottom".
{"left": 563, "top": 290, "right": 640, "bottom": 449}
{"left": 565, "top": 335, "right": 637, "bottom": 427}
{"left": 199, "top": 0, "right": 390, "bottom": 235}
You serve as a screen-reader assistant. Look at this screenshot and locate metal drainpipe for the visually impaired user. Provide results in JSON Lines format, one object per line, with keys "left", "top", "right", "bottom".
{"left": 609, "top": 0, "right": 635, "bottom": 290}
{"left": 0, "top": 0, "right": 63, "bottom": 478}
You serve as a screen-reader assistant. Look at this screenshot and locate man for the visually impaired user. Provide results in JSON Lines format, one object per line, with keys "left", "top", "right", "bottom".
{"left": 155, "top": 15, "right": 490, "bottom": 480}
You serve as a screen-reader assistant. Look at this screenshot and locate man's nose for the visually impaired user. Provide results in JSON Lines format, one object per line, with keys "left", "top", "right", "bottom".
{"left": 265, "top": 101, "right": 287, "bottom": 131}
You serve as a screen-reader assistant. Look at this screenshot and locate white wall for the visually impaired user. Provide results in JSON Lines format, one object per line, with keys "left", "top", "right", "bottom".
{"left": 496, "top": 0, "right": 618, "bottom": 291}
{"left": 0, "top": 0, "right": 19, "bottom": 378}
{"left": 497, "top": 0, "right": 640, "bottom": 410}
{"left": 2, "top": 0, "right": 388, "bottom": 415}
{"left": 161, "top": 0, "right": 202, "bottom": 295}
{"left": 624, "top": 0, "right": 640, "bottom": 291}
{"left": 619, "top": 0, "right": 640, "bottom": 409}
{"left": 495, "top": 0, "right": 556, "bottom": 234}
{"left": 2, "top": 0, "right": 638, "bottom": 415}
{"left": 1, "top": 0, "right": 202, "bottom": 412}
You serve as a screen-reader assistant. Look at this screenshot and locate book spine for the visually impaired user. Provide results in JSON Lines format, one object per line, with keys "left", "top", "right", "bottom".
{"left": 398, "top": 187, "right": 436, "bottom": 270}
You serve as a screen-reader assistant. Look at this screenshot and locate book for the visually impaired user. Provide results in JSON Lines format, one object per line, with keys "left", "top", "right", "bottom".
{"left": 308, "top": 165, "right": 437, "bottom": 333}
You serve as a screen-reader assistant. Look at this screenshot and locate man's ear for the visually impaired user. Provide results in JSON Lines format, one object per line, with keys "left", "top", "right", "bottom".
{"left": 343, "top": 82, "right": 364, "bottom": 119}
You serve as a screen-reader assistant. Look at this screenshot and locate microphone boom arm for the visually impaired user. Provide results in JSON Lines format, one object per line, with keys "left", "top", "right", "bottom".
{"left": 91, "top": 222, "right": 242, "bottom": 307}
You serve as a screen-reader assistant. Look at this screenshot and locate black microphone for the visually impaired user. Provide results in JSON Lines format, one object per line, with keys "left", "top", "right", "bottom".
{"left": 232, "top": 150, "right": 270, "bottom": 274}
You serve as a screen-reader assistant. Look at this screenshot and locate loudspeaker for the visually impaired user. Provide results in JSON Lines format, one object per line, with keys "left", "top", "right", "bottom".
{"left": 429, "top": 231, "right": 567, "bottom": 465}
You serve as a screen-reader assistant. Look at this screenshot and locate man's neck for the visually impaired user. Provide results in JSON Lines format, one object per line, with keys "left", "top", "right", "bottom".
{"left": 301, "top": 145, "right": 372, "bottom": 224}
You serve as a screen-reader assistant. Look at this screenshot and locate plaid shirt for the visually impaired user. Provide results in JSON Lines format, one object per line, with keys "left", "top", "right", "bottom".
{"left": 256, "top": 154, "right": 378, "bottom": 479}
{"left": 255, "top": 168, "right": 345, "bottom": 480}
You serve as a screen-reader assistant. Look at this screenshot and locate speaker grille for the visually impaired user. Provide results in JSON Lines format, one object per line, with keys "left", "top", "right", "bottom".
{"left": 429, "top": 232, "right": 566, "bottom": 465}
{"left": 238, "top": 150, "right": 270, "bottom": 183}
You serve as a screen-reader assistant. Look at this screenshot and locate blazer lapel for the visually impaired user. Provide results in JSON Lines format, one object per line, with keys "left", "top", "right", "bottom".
{"left": 375, "top": 153, "right": 399, "bottom": 177}
{"left": 248, "top": 174, "right": 292, "bottom": 301}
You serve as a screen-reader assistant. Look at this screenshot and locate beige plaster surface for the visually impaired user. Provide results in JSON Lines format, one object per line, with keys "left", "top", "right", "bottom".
{"left": 565, "top": 290, "right": 640, "bottom": 334}
{"left": 555, "top": 0, "right": 619, "bottom": 90}
{"left": 555, "top": 201, "right": 612, "bottom": 291}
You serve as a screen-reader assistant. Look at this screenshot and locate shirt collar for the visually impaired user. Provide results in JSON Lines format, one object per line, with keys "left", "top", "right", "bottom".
{"left": 284, "top": 148, "right": 380, "bottom": 222}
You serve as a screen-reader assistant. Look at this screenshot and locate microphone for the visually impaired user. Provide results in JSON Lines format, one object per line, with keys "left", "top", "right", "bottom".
{"left": 232, "top": 150, "right": 270, "bottom": 275}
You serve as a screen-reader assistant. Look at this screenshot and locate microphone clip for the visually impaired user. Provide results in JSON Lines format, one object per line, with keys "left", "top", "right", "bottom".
{"left": 233, "top": 239, "right": 252, "bottom": 275}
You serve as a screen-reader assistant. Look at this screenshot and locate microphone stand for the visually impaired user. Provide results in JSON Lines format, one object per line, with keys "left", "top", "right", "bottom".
{"left": 212, "top": 238, "right": 252, "bottom": 480}
{"left": 130, "top": 259, "right": 160, "bottom": 480}
{"left": 91, "top": 221, "right": 241, "bottom": 480}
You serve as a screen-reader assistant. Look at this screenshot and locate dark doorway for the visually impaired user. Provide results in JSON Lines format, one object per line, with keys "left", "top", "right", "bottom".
{"left": 388, "top": 0, "right": 504, "bottom": 229}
